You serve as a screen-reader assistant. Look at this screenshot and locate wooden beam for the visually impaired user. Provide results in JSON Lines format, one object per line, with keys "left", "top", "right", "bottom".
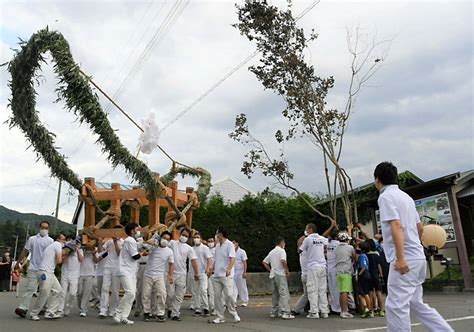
{"left": 111, "top": 183, "right": 121, "bottom": 226}
{"left": 84, "top": 178, "right": 96, "bottom": 227}
{"left": 93, "top": 228, "right": 127, "bottom": 239}
{"left": 93, "top": 187, "right": 190, "bottom": 204}
{"left": 186, "top": 187, "right": 194, "bottom": 229}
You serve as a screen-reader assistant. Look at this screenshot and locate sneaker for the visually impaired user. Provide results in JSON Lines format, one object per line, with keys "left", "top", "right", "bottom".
{"left": 361, "top": 308, "right": 370, "bottom": 318}
{"left": 320, "top": 313, "right": 329, "bottom": 319}
{"left": 340, "top": 312, "right": 354, "bottom": 319}
{"left": 290, "top": 310, "right": 300, "bottom": 316}
{"left": 306, "top": 312, "right": 319, "bottom": 319}
{"left": 167, "top": 310, "right": 172, "bottom": 318}
{"left": 113, "top": 316, "right": 121, "bottom": 324}
{"left": 120, "top": 318, "right": 134, "bottom": 325}
{"left": 241, "top": 302, "right": 248, "bottom": 307}
{"left": 98, "top": 313, "right": 107, "bottom": 319}
{"left": 143, "top": 313, "right": 153, "bottom": 322}
{"left": 156, "top": 315, "right": 166, "bottom": 322}
{"left": 193, "top": 310, "right": 202, "bottom": 317}
{"left": 203, "top": 309, "right": 210, "bottom": 317}
{"left": 211, "top": 318, "right": 225, "bottom": 324}
{"left": 369, "top": 311, "right": 375, "bottom": 318}
{"left": 171, "top": 316, "right": 181, "bottom": 321}
{"left": 211, "top": 310, "right": 217, "bottom": 316}
{"left": 45, "top": 312, "right": 61, "bottom": 320}
{"left": 15, "top": 308, "right": 27, "bottom": 318}
{"left": 270, "top": 313, "right": 278, "bottom": 318}
{"left": 30, "top": 315, "right": 40, "bottom": 321}
{"left": 378, "top": 310, "right": 385, "bottom": 317}
{"left": 80, "top": 312, "right": 87, "bottom": 317}
{"left": 233, "top": 314, "right": 241, "bottom": 322}
{"left": 282, "top": 313, "right": 295, "bottom": 320}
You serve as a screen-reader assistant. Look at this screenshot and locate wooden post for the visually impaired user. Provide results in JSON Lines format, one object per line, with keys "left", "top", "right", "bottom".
{"left": 169, "top": 181, "right": 179, "bottom": 240}
{"left": 130, "top": 186, "right": 141, "bottom": 224}
{"left": 148, "top": 174, "right": 160, "bottom": 227}
{"left": 84, "top": 178, "right": 96, "bottom": 227}
{"left": 186, "top": 187, "right": 194, "bottom": 229}
{"left": 111, "top": 183, "right": 121, "bottom": 226}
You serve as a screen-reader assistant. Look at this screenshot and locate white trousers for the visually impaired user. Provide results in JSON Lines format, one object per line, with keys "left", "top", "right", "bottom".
{"left": 142, "top": 275, "right": 166, "bottom": 316}
{"left": 91, "top": 275, "right": 103, "bottom": 303}
{"left": 19, "top": 269, "right": 39, "bottom": 311}
{"left": 212, "top": 276, "right": 238, "bottom": 321}
{"left": 328, "top": 268, "right": 341, "bottom": 313}
{"left": 170, "top": 274, "right": 187, "bottom": 317}
{"left": 135, "top": 264, "right": 146, "bottom": 311}
{"left": 233, "top": 273, "right": 249, "bottom": 303}
{"left": 99, "top": 271, "right": 120, "bottom": 315}
{"left": 386, "top": 260, "right": 453, "bottom": 332}
{"left": 59, "top": 275, "right": 79, "bottom": 315}
{"left": 306, "top": 267, "right": 329, "bottom": 314}
{"left": 208, "top": 276, "right": 215, "bottom": 310}
{"left": 191, "top": 273, "right": 209, "bottom": 311}
{"left": 30, "top": 271, "right": 62, "bottom": 316}
{"left": 271, "top": 274, "right": 291, "bottom": 315}
{"left": 115, "top": 275, "right": 136, "bottom": 320}
{"left": 77, "top": 275, "right": 95, "bottom": 314}
{"left": 294, "top": 273, "right": 308, "bottom": 313}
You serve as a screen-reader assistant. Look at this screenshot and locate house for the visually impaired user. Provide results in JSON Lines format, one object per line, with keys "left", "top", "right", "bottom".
{"left": 208, "top": 177, "right": 254, "bottom": 204}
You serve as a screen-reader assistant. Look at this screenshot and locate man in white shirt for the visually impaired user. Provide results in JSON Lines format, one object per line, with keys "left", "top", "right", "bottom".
{"left": 14, "top": 221, "right": 54, "bottom": 318}
{"left": 374, "top": 162, "right": 453, "bottom": 332}
{"left": 29, "top": 233, "right": 66, "bottom": 321}
{"left": 327, "top": 228, "right": 341, "bottom": 314}
{"left": 59, "top": 236, "right": 84, "bottom": 316}
{"left": 232, "top": 239, "right": 249, "bottom": 307}
{"left": 263, "top": 237, "right": 295, "bottom": 320}
{"left": 113, "top": 223, "right": 147, "bottom": 325}
{"left": 133, "top": 234, "right": 147, "bottom": 317}
{"left": 191, "top": 232, "right": 212, "bottom": 317}
{"left": 91, "top": 239, "right": 107, "bottom": 309}
{"left": 77, "top": 246, "right": 96, "bottom": 317}
{"left": 98, "top": 227, "right": 123, "bottom": 318}
{"left": 299, "top": 223, "right": 329, "bottom": 319}
{"left": 211, "top": 226, "right": 240, "bottom": 324}
{"left": 168, "top": 228, "right": 199, "bottom": 321}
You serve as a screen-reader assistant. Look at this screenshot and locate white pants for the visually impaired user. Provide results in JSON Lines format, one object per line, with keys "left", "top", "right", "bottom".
{"left": 328, "top": 268, "right": 341, "bottom": 313}
{"left": 386, "top": 260, "right": 453, "bottom": 332}
{"left": 59, "top": 275, "right": 79, "bottom": 315}
{"left": 115, "top": 275, "right": 136, "bottom": 320}
{"left": 212, "top": 276, "right": 238, "bottom": 321}
{"left": 191, "top": 273, "right": 209, "bottom": 311}
{"left": 77, "top": 275, "right": 95, "bottom": 314}
{"left": 99, "top": 271, "right": 120, "bottom": 315}
{"left": 92, "top": 275, "right": 103, "bottom": 303}
{"left": 142, "top": 275, "right": 166, "bottom": 316}
{"left": 135, "top": 264, "right": 146, "bottom": 312}
{"left": 19, "top": 269, "right": 39, "bottom": 311}
{"left": 30, "top": 271, "right": 62, "bottom": 316}
{"left": 208, "top": 276, "right": 215, "bottom": 311}
{"left": 170, "top": 274, "right": 187, "bottom": 317}
{"left": 294, "top": 273, "right": 308, "bottom": 313}
{"left": 233, "top": 273, "right": 249, "bottom": 303}
{"left": 271, "top": 274, "right": 291, "bottom": 315}
{"left": 307, "top": 267, "right": 329, "bottom": 314}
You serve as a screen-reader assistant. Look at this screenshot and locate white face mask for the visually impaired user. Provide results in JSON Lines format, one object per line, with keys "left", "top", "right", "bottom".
{"left": 135, "top": 231, "right": 141, "bottom": 238}
{"left": 208, "top": 242, "right": 215, "bottom": 248}
{"left": 194, "top": 238, "right": 201, "bottom": 246}
{"left": 304, "top": 230, "right": 308, "bottom": 237}
{"left": 179, "top": 236, "right": 188, "bottom": 243}
{"left": 39, "top": 229, "right": 49, "bottom": 237}
{"left": 160, "top": 239, "right": 169, "bottom": 247}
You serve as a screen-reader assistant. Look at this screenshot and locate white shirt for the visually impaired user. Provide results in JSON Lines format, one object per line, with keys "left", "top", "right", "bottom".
{"left": 378, "top": 185, "right": 425, "bottom": 263}
{"left": 115, "top": 236, "right": 139, "bottom": 277}
{"left": 39, "top": 241, "right": 63, "bottom": 273}
{"left": 193, "top": 244, "right": 212, "bottom": 276}
{"left": 62, "top": 248, "right": 82, "bottom": 278}
{"left": 327, "top": 239, "right": 340, "bottom": 270}
{"left": 263, "top": 246, "right": 287, "bottom": 277}
{"left": 103, "top": 239, "right": 123, "bottom": 271}
{"left": 299, "top": 251, "right": 308, "bottom": 276}
{"left": 95, "top": 252, "right": 106, "bottom": 277}
{"left": 214, "top": 239, "right": 236, "bottom": 278}
{"left": 24, "top": 234, "right": 54, "bottom": 272}
{"left": 80, "top": 250, "right": 96, "bottom": 277}
{"left": 234, "top": 248, "right": 248, "bottom": 274}
{"left": 301, "top": 233, "right": 328, "bottom": 270}
{"left": 145, "top": 246, "right": 174, "bottom": 278}
{"left": 169, "top": 240, "right": 197, "bottom": 275}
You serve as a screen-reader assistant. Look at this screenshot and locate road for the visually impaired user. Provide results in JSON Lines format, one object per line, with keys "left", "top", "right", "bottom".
{"left": 0, "top": 292, "right": 473, "bottom": 332}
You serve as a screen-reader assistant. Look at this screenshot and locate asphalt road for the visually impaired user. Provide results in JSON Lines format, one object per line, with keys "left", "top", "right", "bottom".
{"left": 0, "top": 291, "right": 473, "bottom": 332}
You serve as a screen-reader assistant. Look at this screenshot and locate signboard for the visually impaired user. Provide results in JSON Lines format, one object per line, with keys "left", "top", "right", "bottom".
{"left": 375, "top": 192, "right": 455, "bottom": 242}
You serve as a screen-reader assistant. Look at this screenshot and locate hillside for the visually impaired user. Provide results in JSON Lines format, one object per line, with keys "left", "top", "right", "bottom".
{"left": 0, "top": 205, "right": 76, "bottom": 233}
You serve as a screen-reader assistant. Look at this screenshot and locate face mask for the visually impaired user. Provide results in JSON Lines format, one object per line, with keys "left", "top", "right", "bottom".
{"left": 135, "top": 231, "right": 141, "bottom": 239}
{"left": 304, "top": 230, "right": 308, "bottom": 236}
{"left": 39, "top": 229, "right": 49, "bottom": 237}
{"left": 179, "top": 236, "right": 188, "bottom": 243}
{"left": 160, "top": 239, "right": 169, "bottom": 247}
{"left": 208, "top": 242, "right": 215, "bottom": 248}
{"left": 194, "top": 238, "right": 201, "bottom": 246}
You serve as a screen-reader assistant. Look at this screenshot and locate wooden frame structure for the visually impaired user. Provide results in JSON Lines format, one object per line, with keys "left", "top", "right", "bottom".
{"left": 80, "top": 174, "right": 199, "bottom": 241}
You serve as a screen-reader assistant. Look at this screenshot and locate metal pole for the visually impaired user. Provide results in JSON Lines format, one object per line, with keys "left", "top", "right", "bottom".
{"left": 13, "top": 235, "right": 19, "bottom": 263}
{"left": 54, "top": 180, "right": 62, "bottom": 233}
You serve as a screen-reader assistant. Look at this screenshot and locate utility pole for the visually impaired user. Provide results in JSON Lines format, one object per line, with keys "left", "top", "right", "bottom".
{"left": 54, "top": 179, "right": 62, "bottom": 233}
{"left": 12, "top": 235, "right": 19, "bottom": 263}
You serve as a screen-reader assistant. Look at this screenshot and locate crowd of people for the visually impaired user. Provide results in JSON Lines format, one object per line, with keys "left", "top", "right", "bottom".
{"left": 9, "top": 161, "right": 454, "bottom": 331}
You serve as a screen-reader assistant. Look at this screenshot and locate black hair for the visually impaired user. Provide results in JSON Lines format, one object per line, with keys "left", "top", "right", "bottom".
{"left": 368, "top": 239, "right": 377, "bottom": 251}
{"left": 233, "top": 239, "right": 241, "bottom": 245}
{"left": 39, "top": 220, "right": 49, "bottom": 228}
{"left": 125, "top": 223, "right": 139, "bottom": 236}
{"left": 306, "top": 223, "right": 317, "bottom": 233}
{"left": 180, "top": 228, "right": 191, "bottom": 237}
{"left": 216, "top": 226, "right": 228, "bottom": 238}
{"left": 56, "top": 233, "right": 65, "bottom": 240}
{"left": 374, "top": 161, "right": 398, "bottom": 185}
{"left": 161, "top": 231, "right": 172, "bottom": 239}
{"left": 330, "top": 228, "right": 340, "bottom": 241}
{"left": 275, "top": 236, "right": 285, "bottom": 245}
{"left": 360, "top": 241, "right": 371, "bottom": 253}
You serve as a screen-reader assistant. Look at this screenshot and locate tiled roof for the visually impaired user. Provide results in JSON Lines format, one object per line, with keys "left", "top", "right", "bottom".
{"left": 209, "top": 178, "right": 253, "bottom": 204}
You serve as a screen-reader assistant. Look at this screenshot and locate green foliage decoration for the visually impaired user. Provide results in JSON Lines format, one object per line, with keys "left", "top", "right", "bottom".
{"left": 161, "top": 166, "right": 211, "bottom": 202}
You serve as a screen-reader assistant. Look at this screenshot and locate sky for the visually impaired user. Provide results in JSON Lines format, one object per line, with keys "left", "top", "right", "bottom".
{"left": 0, "top": 0, "right": 472, "bottom": 223}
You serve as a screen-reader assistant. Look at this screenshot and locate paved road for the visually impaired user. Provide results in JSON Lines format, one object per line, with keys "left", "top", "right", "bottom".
{"left": 0, "top": 292, "right": 473, "bottom": 332}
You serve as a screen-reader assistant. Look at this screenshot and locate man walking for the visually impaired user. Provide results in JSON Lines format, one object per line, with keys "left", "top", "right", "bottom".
{"left": 77, "top": 246, "right": 96, "bottom": 317}
{"left": 59, "top": 236, "right": 83, "bottom": 316}
{"left": 263, "top": 237, "right": 295, "bottom": 320}
{"left": 233, "top": 239, "right": 249, "bottom": 307}
{"left": 191, "top": 232, "right": 212, "bottom": 316}
{"left": 14, "top": 221, "right": 53, "bottom": 318}
{"left": 374, "top": 161, "right": 453, "bottom": 331}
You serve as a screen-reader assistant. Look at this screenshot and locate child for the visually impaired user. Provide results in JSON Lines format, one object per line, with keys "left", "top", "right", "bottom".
{"left": 11, "top": 269, "right": 20, "bottom": 292}
{"left": 366, "top": 240, "right": 385, "bottom": 317}
{"left": 357, "top": 241, "right": 374, "bottom": 318}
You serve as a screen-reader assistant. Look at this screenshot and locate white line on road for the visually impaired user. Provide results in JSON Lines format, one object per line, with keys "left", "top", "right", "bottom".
{"left": 339, "top": 315, "right": 474, "bottom": 332}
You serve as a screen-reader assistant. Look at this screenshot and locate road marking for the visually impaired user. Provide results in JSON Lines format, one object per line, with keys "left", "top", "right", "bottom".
{"left": 339, "top": 316, "right": 474, "bottom": 332}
